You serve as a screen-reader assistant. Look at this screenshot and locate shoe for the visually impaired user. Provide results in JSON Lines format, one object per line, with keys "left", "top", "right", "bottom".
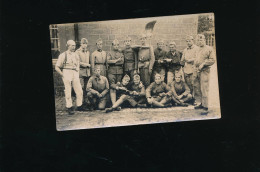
{"left": 201, "top": 111, "right": 208, "bottom": 115}
{"left": 194, "top": 104, "right": 204, "bottom": 109}
{"left": 76, "top": 105, "right": 85, "bottom": 111}
{"left": 136, "top": 104, "right": 147, "bottom": 108}
{"left": 105, "top": 108, "right": 114, "bottom": 113}
{"left": 203, "top": 107, "right": 208, "bottom": 111}
{"left": 180, "top": 103, "right": 189, "bottom": 107}
{"left": 115, "top": 106, "right": 121, "bottom": 111}
{"left": 67, "top": 107, "right": 75, "bottom": 115}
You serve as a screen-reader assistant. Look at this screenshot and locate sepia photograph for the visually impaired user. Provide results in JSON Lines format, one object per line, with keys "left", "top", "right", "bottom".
{"left": 50, "top": 13, "right": 221, "bottom": 131}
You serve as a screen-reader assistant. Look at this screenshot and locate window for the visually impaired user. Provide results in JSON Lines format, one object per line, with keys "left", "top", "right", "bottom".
{"left": 50, "top": 25, "right": 60, "bottom": 59}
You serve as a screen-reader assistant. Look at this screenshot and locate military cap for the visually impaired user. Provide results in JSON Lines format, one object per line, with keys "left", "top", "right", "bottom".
{"left": 197, "top": 34, "right": 205, "bottom": 40}
{"left": 112, "top": 39, "right": 119, "bottom": 45}
{"left": 96, "top": 38, "right": 103, "bottom": 43}
{"left": 169, "top": 41, "right": 176, "bottom": 47}
{"left": 66, "top": 40, "right": 75, "bottom": 46}
{"left": 122, "top": 74, "right": 130, "bottom": 82}
{"left": 157, "top": 39, "right": 164, "bottom": 44}
{"left": 133, "top": 74, "right": 140, "bottom": 80}
{"left": 80, "top": 38, "right": 88, "bottom": 44}
{"left": 154, "top": 73, "right": 162, "bottom": 79}
{"left": 124, "top": 36, "right": 132, "bottom": 41}
{"left": 186, "top": 35, "right": 194, "bottom": 40}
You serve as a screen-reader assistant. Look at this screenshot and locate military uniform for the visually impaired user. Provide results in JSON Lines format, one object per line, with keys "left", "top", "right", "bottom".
{"left": 56, "top": 51, "right": 83, "bottom": 108}
{"left": 138, "top": 46, "right": 155, "bottom": 87}
{"left": 152, "top": 47, "right": 167, "bottom": 82}
{"left": 86, "top": 75, "right": 109, "bottom": 109}
{"left": 165, "top": 50, "right": 183, "bottom": 84}
{"left": 146, "top": 81, "right": 171, "bottom": 107}
{"left": 122, "top": 47, "right": 138, "bottom": 80}
{"left": 91, "top": 50, "right": 107, "bottom": 76}
{"left": 193, "top": 45, "right": 215, "bottom": 108}
{"left": 169, "top": 80, "right": 192, "bottom": 104}
{"left": 181, "top": 44, "right": 199, "bottom": 95}
{"left": 107, "top": 50, "right": 124, "bottom": 85}
{"left": 76, "top": 47, "right": 91, "bottom": 90}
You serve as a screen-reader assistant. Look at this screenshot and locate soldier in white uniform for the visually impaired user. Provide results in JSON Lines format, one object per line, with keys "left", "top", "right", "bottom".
{"left": 55, "top": 40, "right": 83, "bottom": 115}
{"left": 193, "top": 34, "right": 216, "bottom": 115}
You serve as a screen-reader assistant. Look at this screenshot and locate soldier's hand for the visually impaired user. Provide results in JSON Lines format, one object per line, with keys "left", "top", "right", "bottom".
{"left": 98, "top": 94, "right": 103, "bottom": 98}
{"left": 148, "top": 69, "right": 152, "bottom": 75}
{"left": 132, "top": 91, "right": 138, "bottom": 95}
{"left": 159, "top": 93, "right": 166, "bottom": 97}
{"left": 133, "top": 70, "right": 137, "bottom": 75}
{"left": 199, "top": 64, "right": 204, "bottom": 71}
{"left": 147, "top": 98, "right": 153, "bottom": 104}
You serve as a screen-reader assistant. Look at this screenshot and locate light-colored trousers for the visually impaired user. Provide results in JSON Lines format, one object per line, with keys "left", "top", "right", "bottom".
{"left": 193, "top": 68, "right": 210, "bottom": 108}
{"left": 62, "top": 69, "right": 83, "bottom": 108}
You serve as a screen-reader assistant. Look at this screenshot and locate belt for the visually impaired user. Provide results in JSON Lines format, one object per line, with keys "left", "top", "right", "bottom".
{"left": 95, "top": 63, "right": 105, "bottom": 65}
{"left": 109, "top": 64, "right": 123, "bottom": 67}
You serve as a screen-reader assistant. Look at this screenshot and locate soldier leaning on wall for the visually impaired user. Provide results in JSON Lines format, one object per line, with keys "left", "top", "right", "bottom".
{"left": 55, "top": 40, "right": 84, "bottom": 115}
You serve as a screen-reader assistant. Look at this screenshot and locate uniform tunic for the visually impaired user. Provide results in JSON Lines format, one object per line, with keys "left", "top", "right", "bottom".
{"left": 91, "top": 50, "right": 107, "bottom": 76}
{"left": 193, "top": 45, "right": 216, "bottom": 108}
{"left": 169, "top": 81, "right": 192, "bottom": 103}
{"left": 56, "top": 51, "right": 83, "bottom": 108}
{"left": 165, "top": 50, "right": 183, "bottom": 84}
{"left": 107, "top": 50, "right": 124, "bottom": 85}
{"left": 86, "top": 75, "right": 109, "bottom": 109}
{"left": 152, "top": 48, "right": 167, "bottom": 81}
{"left": 137, "top": 46, "right": 155, "bottom": 87}
{"left": 181, "top": 44, "right": 199, "bottom": 93}
{"left": 76, "top": 47, "right": 91, "bottom": 89}
{"left": 122, "top": 47, "right": 138, "bottom": 79}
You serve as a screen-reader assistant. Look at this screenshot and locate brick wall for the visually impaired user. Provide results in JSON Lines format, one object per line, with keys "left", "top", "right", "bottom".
{"left": 53, "top": 14, "right": 198, "bottom": 96}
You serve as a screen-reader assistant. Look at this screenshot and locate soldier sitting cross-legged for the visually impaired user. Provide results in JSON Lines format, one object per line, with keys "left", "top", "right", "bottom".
{"left": 105, "top": 74, "right": 131, "bottom": 113}
{"left": 146, "top": 74, "right": 172, "bottom": 108}
{"left": 169, "top": 73, "right": 192, "bottom": 107}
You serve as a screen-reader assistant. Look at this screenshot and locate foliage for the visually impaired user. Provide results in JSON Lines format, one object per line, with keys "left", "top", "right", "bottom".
{"left": 198, "top": 15, "right": 214, "bottom": 33}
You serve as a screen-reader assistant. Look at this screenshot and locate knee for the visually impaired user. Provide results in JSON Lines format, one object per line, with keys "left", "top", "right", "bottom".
{"left": 187, "top": 94, "right": 192, "bottom": 99}
{"left": 86, "top": 92, "right": 93, "bottom": 98}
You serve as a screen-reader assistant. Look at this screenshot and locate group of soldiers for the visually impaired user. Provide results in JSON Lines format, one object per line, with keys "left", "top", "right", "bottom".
{"left": 55, "top": 33, "right": 216, "bottom": 115}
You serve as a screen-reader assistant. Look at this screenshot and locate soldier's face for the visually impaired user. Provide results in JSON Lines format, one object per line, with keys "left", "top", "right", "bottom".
{"left": 157, "top": 42, "right": 164, "bottom": 49}
{"left": 155, "top": 77, "right": 162, "bottom": 84}
{"left": 175, "top": 75, "right": 181, "bottom": 82}
{"left": 169, "top": 45, "right": 176, "bottom": 52}
{"left": 186, "top": 39, "right": 193, "bottom": 47}
{"left": 122, "top": 79, "right": 129, "bottom": 86}
{"left": 113, "top": 43, "right": 119, "bottom": 51}
{"left": 97, "top": 41, "right": 103, "bottom": 50}
{"left": 133, "top": 78, "right": 140, "bottom": 85}
{"left": 197, "top": 38, "right": 206, "bottom": 47}
{"left": 140, "top": 37, "right": 146, "bottom": 45}
{"left": 81, "top": 43, "right": 88, "bottom": 49}
{"left": 68, "top": 43, "right": 76, "bottom": 52}
{"left": 124, "top": 40, "right": 131, "bottom": 46}
{"left": 95, "top": 68, "right": 101, "bottom": 77}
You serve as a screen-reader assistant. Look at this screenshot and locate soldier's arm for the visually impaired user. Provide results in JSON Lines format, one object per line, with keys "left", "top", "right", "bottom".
{"left": 90, "top": 52, "right": 95, "bottom": 74}
{"left": 116, "top": 54, "right": 124, "bottom": 65}
{"left": 170, "top": 83, "right": 178, "bottom": 98}
{"left": 204, "top": 47, "right": 216, "bottom": 66}
{"left": 149, "top": 46, "right": 155, "bottom": 71}
{"left": 55, "top": 54, "right": 64, "bottom": 76}
{"left": 86, "top": 77, "right": 99, "bottom": 95}
{"left": 165, "top": 83, "right": 172, "bottom": 96}
{"left": 180, "top": 49, "right": 186, "bottom": 65}
{"left": 181, "top": 82, "right": 191, "bottom": 96}
{"left": 107, "top": 52, "right": 117, "bottom": 64}
{"left": 138, "top": 86, "right": 146, "bottom": 97}
{"left": 146, "top": 83, "right": 153, "bottom": 98}
{"left": 100, "top": 77, "right": 109, "bottom": 97}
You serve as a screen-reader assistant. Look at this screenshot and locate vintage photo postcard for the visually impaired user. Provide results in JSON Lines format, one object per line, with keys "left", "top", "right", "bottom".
{"left": 50, "top": 13, "right": 221, "bottom": 131}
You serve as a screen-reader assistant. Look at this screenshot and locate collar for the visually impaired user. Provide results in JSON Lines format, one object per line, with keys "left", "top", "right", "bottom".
{"left": 171, "top": 51, "right": 176, "bottom": 56}
{"left": 187, "top": 45, "right": 194, "bottom": 49}
{"left": 80, "top": 47, "right": 88, "bottom": 52}
{"left": 97, "top": 49, "right": 102, "bottom": 52}
{"left": 66, "top": 50, "right": 73, "bottom": 55}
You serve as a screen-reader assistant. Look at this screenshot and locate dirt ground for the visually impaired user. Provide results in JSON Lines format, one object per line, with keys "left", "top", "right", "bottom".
{"left": 55, "top": 106, "right": 221, "bottom": 131}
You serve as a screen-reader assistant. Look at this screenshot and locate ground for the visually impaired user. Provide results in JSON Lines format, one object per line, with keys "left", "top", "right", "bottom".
{"left": 55, "top": 98, "right": 221, "bottom": 131}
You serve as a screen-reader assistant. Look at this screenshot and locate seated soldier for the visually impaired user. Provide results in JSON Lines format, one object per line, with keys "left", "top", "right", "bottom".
{"left": 105, "top": 74, "right": 131, "bottom": 112}
{"left": 105, "top": 74, "right": 146, "bottom": 113}
{"left": 146, "top": 74, "right": 172, "bottom": 107}
{"left": 169, "top": 73, "right": 192, "bottom": 106}
{"left": 86, "top": 66, "right": 109, "bottom": 110}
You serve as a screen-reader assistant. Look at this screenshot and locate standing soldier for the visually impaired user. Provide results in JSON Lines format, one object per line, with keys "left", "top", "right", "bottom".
{"left": 76, "top": 38, "right": 91, "bottom": 106}
{"left": 165, "top": 41, "right": 183, "bottom": 85}
{"left": 193, "top": 34, "right": 215, "bottom": 115}
{"left": 55, "top": 40, "right": 83, "bottom": 115}
{"left": 122, "top": 36, "right": 138, "bottom": 80}
{"left": 137, "top": 33, "right": 155, "bottom": 87}
{"left": 146, "top": 74, "right": 172, "bottom": 107}
{"left": 91, "top": 38, "right": 107, "bottom": 76}
{"left": 86, "top": 66, "right": 109, "bottom": 110}
{"left": 181, "top": 35, "right": 199, "bottom": 96}
{"left": 152, "top": 39, "right": 167, "bottom": 82}
{"left": 107, "top": 39, "right": 124, "bottom": 105}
